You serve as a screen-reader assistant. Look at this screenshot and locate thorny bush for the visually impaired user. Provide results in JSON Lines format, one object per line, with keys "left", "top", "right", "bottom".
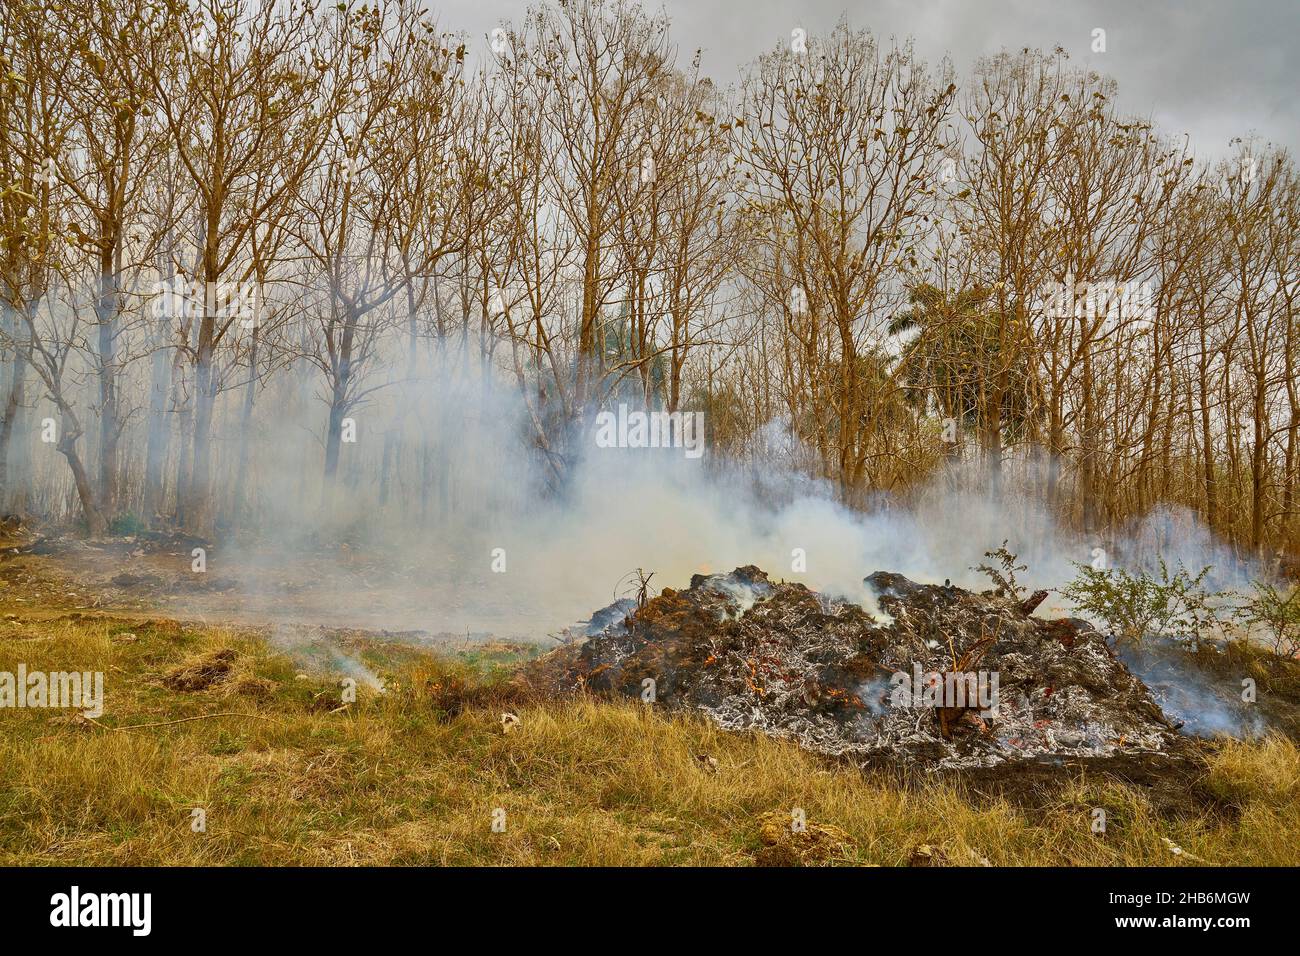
{"left": 1059, "top": 559, "right": 1219, "bottom": 646}
{"left": 1236, "top": 581, "right": 1300, "bottom": 659}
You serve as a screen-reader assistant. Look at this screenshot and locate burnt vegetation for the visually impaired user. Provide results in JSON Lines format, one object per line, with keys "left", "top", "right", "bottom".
{"left": 529, "top": 565, "right": 1193, "bottom": 768}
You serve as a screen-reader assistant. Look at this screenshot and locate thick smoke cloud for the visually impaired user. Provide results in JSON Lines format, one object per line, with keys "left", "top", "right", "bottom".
{"left": 200, "top": 364, "right": 1261, "bottom": 643}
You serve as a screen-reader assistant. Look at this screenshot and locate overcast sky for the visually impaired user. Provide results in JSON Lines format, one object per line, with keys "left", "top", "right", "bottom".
{"left": 432, "top": 0, "right": 1299, "bottom": 159}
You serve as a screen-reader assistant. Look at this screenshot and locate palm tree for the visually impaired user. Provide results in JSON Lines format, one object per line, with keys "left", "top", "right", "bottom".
{"left": 889, "top": 283, "right": 1035, "bottom": 457}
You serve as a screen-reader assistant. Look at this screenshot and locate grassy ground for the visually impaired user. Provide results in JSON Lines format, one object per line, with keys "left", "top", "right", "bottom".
{"left": 2, "top": 614, "right": 1298, "bottom": 866}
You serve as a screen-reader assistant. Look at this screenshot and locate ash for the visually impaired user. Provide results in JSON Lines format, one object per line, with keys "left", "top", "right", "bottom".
{"left": 534, "top": 567, "right": 1183, "bottom": 769}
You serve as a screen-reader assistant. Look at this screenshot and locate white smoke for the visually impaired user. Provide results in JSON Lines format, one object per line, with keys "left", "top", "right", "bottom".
{"left": 183, "top": 360, "right": 1269, "bottom": 645}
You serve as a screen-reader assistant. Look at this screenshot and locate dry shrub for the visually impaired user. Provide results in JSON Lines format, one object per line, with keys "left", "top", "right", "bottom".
{"left": 162, "top": 649, "right": 237, "bottom": 691}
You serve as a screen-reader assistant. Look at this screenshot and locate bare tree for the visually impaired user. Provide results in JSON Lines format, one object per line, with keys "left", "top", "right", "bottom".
{"left": 140, "top": 0, "right": 330, "bottom": 533}
{"left": 740, "top": 22, "right": 955, "bottom": 498}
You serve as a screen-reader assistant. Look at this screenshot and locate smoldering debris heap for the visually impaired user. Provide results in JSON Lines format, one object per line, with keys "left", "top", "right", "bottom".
{"left": 529, "top": 566, "right": 1185, "bottom": 769}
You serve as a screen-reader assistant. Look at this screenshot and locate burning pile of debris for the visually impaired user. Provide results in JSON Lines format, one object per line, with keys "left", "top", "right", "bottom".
{"left": 529, "top": 566, "right": 1185, "bottom": 768}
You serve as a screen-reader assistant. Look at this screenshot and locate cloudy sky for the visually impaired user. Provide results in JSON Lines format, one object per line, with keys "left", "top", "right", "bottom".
{"left": 433, "top": 0, "right": 1298, "bottom": 158}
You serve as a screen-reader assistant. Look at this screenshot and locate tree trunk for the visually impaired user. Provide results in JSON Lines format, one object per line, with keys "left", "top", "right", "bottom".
{"left": 172, "top": 360, "right": 192, "bottom": 528}
{"left": 56, "top": 411, "right": 107, "bottom": 536}
{"left": 96, "top": 246, "right": 120, "bottom": 524}
{"left": 1251, "top": 366, "right": 1268, "bottom": 555}
{"left": 142, "top": 342, "right": 172, "bottom": 525}
{"left": 231, "top": 329, "right": 260, "bottom": 527}
{"left": 0, "top": 305, "right": 26, "bottom": 509}
{"left": 187, "top": 317, "right": 217, "bottom": 534}
{"left": 1198, "top": 329, "right": 1217, "bottom": 532}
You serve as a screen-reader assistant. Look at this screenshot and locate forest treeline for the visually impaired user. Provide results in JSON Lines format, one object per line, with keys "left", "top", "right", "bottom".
{"left": 0, "top": 0, "right": 1297, "bottom": 560}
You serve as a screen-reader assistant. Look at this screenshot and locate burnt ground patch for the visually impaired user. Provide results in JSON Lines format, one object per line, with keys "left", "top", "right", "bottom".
{"left": 526, "top": 566, "right": 1274, "bottom": 775}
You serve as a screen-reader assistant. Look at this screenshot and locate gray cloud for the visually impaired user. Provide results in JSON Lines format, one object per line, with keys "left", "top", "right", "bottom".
{"left": 434, "top": 0, "right": 1298, "bottom": 157}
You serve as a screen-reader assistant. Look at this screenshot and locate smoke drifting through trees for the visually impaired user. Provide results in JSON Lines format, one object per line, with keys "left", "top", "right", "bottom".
{"left": 2, "top": 0, "right": 1298, "bottom": 573}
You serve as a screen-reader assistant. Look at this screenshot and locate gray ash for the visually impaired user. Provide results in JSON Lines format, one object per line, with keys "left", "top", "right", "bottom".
{"left": 532, "top": 566, "right": 1186, "bottom": 769}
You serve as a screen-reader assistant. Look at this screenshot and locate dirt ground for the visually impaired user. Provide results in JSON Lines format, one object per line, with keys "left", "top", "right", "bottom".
{"left": 0, "top": 528, "right": 542, "bottom": 680}
{"left": 0, "top": 526, "right": 539, "bottom": 640}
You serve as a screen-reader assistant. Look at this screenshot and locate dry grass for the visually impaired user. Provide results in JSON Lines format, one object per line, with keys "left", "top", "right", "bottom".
{"left": 1, "top": 615, "right": 1298, "bottom": 866}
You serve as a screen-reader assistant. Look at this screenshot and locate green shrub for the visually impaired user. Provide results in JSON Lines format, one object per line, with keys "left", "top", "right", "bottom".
{"left": 1236, "top": 581, "right": 1300, "bottom": 659}
{"left": 109, "top": 512, "right": 147, "bottom": 536}
{"left": 1059, "top": 559, "right": 1218, "bottom": 645}
{"left": 973, "top": 540, "right": 1028, "bottom": 600}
